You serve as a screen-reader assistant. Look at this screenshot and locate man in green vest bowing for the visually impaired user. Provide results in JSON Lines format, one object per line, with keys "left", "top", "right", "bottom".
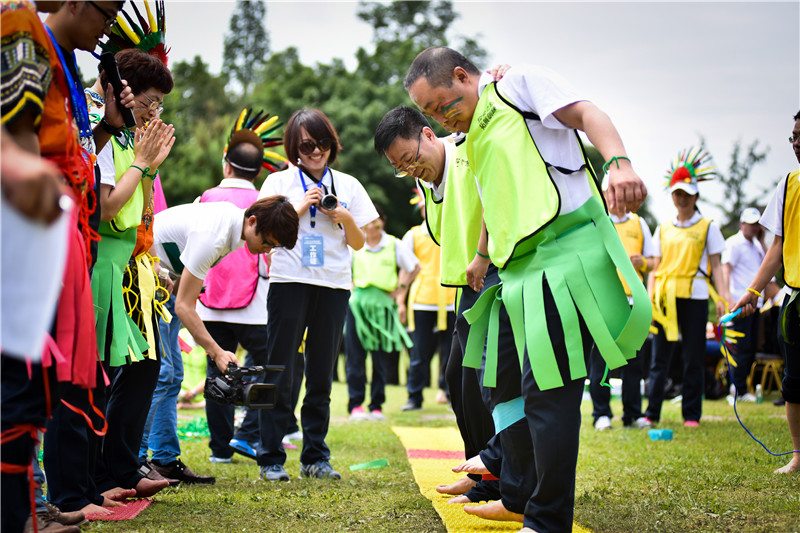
{"left": 405, "top": 47, "right": 651, "bottom": 533}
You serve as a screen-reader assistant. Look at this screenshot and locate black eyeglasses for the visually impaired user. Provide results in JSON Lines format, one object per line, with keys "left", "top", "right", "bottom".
{"left": 87, "top": 1, "right": 117, "bottom": 28}
{"left": 393, "top": 130, "right": 422, "bottom": 178}
{"left": 789, "top": 135, "right": 800, "bottom": 144}
{"left": 298, "top": 138, "right": 333, "bottom": 156}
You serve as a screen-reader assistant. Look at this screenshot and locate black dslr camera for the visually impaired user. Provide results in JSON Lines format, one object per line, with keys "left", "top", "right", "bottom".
{"left": 204, "top": 362, "right": 283, "bottom": 409}
{"left": 319, "top": 194, "right": 338, "bottom": 210}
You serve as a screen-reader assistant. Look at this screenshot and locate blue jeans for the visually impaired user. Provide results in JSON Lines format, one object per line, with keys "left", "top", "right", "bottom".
{"left": 140, "top": 295, "right": 183, "bottom": 463}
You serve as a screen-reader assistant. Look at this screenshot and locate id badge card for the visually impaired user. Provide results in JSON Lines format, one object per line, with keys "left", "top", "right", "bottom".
{"left": 302, "top": 234, "right": 324, "bottom": 267}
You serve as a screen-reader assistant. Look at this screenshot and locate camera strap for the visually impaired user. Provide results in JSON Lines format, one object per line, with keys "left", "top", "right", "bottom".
{"left": 298, "top": 167, "right": 333, "bottom": 228}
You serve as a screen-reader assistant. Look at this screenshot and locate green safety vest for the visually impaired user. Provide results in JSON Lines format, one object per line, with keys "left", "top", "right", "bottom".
{"left": 422, "top": 137, "right": 483, "bottom": 287}
{"left": 109, "top": 131, "right": 145, "bottom": 232}
{"left": 465, "top": 82, "right": 602, "bottom": 268}
{"left": 352, "top": 237, "right": 398, "bottom": 292}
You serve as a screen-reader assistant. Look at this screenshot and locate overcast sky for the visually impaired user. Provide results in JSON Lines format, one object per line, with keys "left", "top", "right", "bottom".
{"left": 77, "top": 1, "right": 800, "bottom": 225}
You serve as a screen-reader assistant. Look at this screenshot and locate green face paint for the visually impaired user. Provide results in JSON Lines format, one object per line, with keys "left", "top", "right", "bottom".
{"left": 442, "top": 97, "right": 463, "bottom": 118}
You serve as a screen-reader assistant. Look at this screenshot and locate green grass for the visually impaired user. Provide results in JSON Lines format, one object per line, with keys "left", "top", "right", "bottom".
{"left": 88, "top": 371, "right": 800, "bottom": 533}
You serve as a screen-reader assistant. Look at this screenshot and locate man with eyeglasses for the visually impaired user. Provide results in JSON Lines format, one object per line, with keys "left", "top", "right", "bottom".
{"left": 404, "top": 48, "right": 652, "bottom": 532}
{"left": 732, "top": 110, "right": 800, "bottom": 475}
{"left": 2, "top": 1, "right": 134, "bottom": 530}
{"left": 374, "top": 105, "right": 503, "bottom": 509}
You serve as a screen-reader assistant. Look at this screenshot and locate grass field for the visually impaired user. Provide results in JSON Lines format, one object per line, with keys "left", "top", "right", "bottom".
{"left": 89, "top": 366, "right": 800, "bottom": 533}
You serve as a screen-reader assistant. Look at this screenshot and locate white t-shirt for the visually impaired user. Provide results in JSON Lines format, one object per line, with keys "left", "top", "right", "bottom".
{"left": 196, "top": 179, "right": 269, "bottom": 325}
{"left": 421, "top": 135, "right": 460, "bottom": 201}
{"left": 477, "top": 66, "right": 591, "bottom": 215}
{"left": 653, "top": 212, "right": 725, "bottom": 300}
{"left": 259, "top": 166, "right": 379, "bottom": 290}
{"left": 723, "top": 231, "right": 766, "bottom": 304}
{"left": 760, "top": 175, "right": 788, "bottom": 237}
{"left": 611, "top": 213, "right": 658, "bottom": 258}
{"left": 153, "top": 202, "right": 245, "bottom": 281}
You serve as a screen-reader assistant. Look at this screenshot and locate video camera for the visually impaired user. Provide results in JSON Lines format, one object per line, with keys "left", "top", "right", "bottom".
{"left": 204, "top": 362, "right": 283, "bottom": 409}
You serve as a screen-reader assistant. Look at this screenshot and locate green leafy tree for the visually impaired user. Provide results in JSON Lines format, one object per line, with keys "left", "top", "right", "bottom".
{"left": 159, "top": 56, "right": 237, "bottom": 205}
{"left": 711, "top": 140, "right": 769, "bottom": 237}
{"left": 223, "top": 0, "right": 269, "bottom": 99}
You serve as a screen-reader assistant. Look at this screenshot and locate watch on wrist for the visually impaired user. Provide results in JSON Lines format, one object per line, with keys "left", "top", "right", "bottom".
{"left": 98, "top": 118, "right": 123, "bottom": 135}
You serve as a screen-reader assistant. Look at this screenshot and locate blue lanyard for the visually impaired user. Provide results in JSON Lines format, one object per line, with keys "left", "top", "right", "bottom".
{"left": 298, "top": 167, "right": 329, "bottom": 228}
{"left": 44, "top": 25, "right": 92, "bottom": 140}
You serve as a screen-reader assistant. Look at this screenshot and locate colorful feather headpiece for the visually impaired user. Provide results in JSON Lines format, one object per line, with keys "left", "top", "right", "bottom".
{"left": 409, "top": 186, "right": 424, "bottom": 209}
{"left": 664, "top": 146, "right": 716, "bottom": 194}
{"left": 223, "top": 108, "right": 287, "bottom": 174}
{"left": 100, "top": 1, "right": 169, "bottom": 66}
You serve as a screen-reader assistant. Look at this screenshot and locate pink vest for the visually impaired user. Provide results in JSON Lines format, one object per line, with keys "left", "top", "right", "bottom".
{"left": 197, "top": 186, "right": 264, "bottom": 309}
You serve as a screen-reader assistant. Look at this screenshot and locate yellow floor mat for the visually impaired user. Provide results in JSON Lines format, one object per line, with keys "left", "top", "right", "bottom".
{"left": 392, "top": 426, "right": 591, "bottom": 533}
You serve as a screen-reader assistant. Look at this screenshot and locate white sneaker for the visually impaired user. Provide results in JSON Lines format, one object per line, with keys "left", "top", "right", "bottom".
{"left": 594, "top": 415, "right": 612, "bottom": 431}
{"left": 349, "top": 406, "right": 370, "bottom": 421}
{"left": 738, "top": 393, "right": 757, "bottom": 402}
{"left": 632, "top": 417, "right": 652, "bottom": 429}
{"left": 285, "top": 430, "right": 302, "bottom": 441}
{"left": 369, "top": 409, "right": 385, "bottom": 421}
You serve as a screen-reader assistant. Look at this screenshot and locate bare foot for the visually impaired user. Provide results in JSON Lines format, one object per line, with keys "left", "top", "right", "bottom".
{"left": 448, "top": 495, "right": 471, "bottom": 504}
{"left": 464, "top": 500, "right": 524, "bottom": 522}
{"left": 80, "top": 503, "right": 113, "bottom": 517}
{"left": 102, "top": 497, "right": 124, "bottom": 507}
{"left": 101, "top": 487, "right": 136, "bottom": 501}
{"left": 134, "top": 477, "right": 169, "bottom": 497}
{"left": 774, "top": 456, "right": 800, "bottom": 474}
{"left": 452, "top": 455, "right": 489, "bottom": 475}
{"left": 436, "top": 476, "right": 476, "bottom": 495}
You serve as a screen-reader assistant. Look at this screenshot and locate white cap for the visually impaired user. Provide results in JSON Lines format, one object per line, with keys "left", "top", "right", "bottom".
{"left": 739, "top": 207, "right": 761, "bottom": 224}
{"left": 669, "top": 180, "right": 698, "bottom": 196}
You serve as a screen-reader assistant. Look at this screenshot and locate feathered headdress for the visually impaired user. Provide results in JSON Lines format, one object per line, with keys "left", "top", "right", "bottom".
{"left": 224, "top": 108, "right": 287, "bottom": 173}
{"left": 664, "top": 146, "right": 716, "bottom": 194}
{"left": 100, "top": 1, "right": 169, "bottom": 66}
{"left": 410, "top": 186, "right": 424, "bottom": 209}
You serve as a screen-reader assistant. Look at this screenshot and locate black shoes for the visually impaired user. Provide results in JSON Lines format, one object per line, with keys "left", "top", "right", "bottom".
{"left": 151, "top": 459, "right": 216, "bottom": 484}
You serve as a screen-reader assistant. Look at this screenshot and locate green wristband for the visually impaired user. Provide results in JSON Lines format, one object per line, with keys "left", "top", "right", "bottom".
{"left": 476, "top": 250, "right": 490, "bottom": 259}
{"left": 130, "top": 165, "right": 151, "bottom": 178}
{"left": 602, "top": 156, "right": 631, "bottom": 174}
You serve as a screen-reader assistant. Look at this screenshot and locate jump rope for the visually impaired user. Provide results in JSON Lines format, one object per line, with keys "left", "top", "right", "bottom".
{"left": 717, "top": 308, "right": 799, "bottom": 456}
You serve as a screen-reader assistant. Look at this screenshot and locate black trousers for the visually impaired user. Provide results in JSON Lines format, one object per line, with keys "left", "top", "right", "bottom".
{"left": 1, "top": 355, "right": 56, "bottom": 533}
{"left": 344, "top": 307, "right": 391, "bottom": 412}
{"left": 446, "top": 268, "right": 498, "bottom": 484}
{"left": 204, "top": 322, "right": 268, "bottom": 458}
{"left": 519, "top": 280, "right": 592, "bottom": 533}
{"left": 406, "top": 309, "right": 456, "bottom": 405}
{"left": 96, "top": 354, "right": 160, "bottom": 492}
{"left": 43, "top": 364, "right": 106, "bottom": 512}
{"left": 646, "top": 298, "right": 708, "bottom": 422}
{"left": 729, "top": 312, "right": 759, "bottom": 394}
{"left": 258, "top": 283, "right": 349, "bottom": 467}
{"left": 589, "top": 343, "right": 644, "bottom": 426}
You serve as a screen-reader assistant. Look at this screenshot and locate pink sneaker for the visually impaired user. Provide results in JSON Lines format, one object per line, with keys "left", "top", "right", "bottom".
{"left": 369, "top": 409, "right": 385, "bottom": 421}
{"left": 349, "top": 405, "right": 370, "bottom": 421}
{"left": 684, "top": 420, "right": 699, "bottom": 427}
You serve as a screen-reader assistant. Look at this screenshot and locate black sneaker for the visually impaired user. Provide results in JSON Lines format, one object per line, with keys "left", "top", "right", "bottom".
{"left": 300, "top": 460, "right": 341, "bottom": 479}
{"left": 152, "top": 459, "right": 215, "bottom": 484}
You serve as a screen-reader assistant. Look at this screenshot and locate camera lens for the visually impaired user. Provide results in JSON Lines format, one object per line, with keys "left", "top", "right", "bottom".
{"left": 320, "top": 194, "right": 338, "bottom": 210}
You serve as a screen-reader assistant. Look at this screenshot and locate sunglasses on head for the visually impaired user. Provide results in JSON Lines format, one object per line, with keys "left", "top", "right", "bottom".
{"left": 298, "top": 138, "right": 333, "bottom": 156}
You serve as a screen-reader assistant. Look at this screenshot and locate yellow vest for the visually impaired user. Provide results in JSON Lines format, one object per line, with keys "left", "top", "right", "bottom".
{"left": 352, "top": 238, "right": 398, "bottom": 293}
{"left": 783, "top": 170, "right": 800, "bottom": 289}
{"left": 652, "top": 217, "right": 711, "bottom": 340}
{"left": 407, "top": 225, "right": 456, "bottom": 331}
{"left": 614, "top": 214, "right": 645, "bottom": 296}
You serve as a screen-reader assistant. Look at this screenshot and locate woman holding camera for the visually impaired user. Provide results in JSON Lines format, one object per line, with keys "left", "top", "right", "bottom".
{"left": 257, "top": 108, "right": 379, "bottom": 481}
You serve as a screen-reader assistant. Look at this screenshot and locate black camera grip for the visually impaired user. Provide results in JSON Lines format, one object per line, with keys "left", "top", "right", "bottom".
{"left": 99, "top": 52, "right": 136, "bottom": 129}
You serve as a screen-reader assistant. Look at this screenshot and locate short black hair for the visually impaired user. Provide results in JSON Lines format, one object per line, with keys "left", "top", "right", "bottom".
{"left": 374, "top": 106, "right": 431, "bottom": 155}
{"left": 404, "top": 47, "right": 480, "bottom": 91}
{"left": 244, "top": 195, "right": 299, "bottom": 249}
{"left": 226, "top": 142, "right": 262, "bottom": 181}
{"left": 99, "top": 48, "right": 173, "bottom": 95}
{"left": 793, "top": 110, "right": 800, "bottom": 121}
